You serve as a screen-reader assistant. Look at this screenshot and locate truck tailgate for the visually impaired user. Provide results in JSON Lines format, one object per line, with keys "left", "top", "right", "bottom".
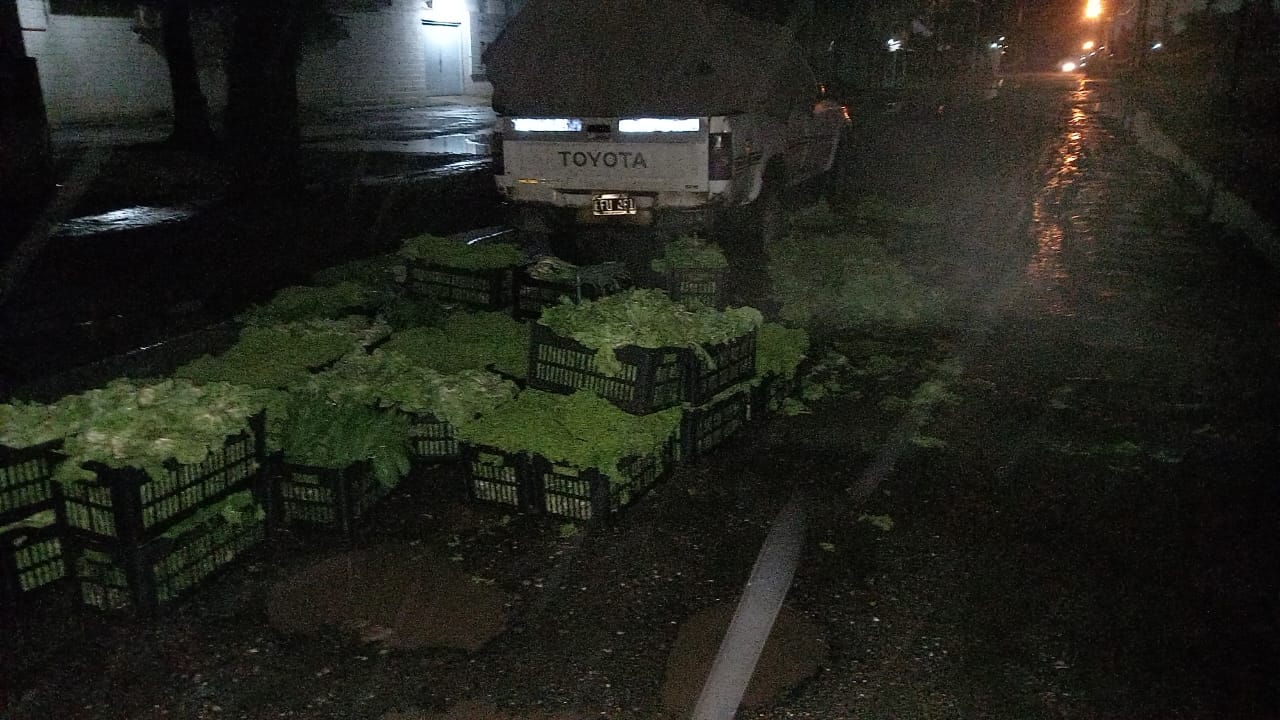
{"left": 502, "top": 136, "right": 709, "bottom": 192}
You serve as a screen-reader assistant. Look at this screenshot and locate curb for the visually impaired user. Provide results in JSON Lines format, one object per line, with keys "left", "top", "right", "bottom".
{"left": 1103, "top": 93, "right": 1280, "bottom": 269}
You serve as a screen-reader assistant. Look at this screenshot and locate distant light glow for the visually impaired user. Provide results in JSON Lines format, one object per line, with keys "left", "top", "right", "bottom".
{"left": 887, "top": 38, "right": 903, "bottom": 52}
{"left": 1085, "top": 0, "right": 1102, "bottom": 18}
{"left": 512, "top": 118, "right": 582, "bottom": 132}
{"left": 1082, "top": 40, "right": 1095, "bottom": 50}
{"left": 1151, "top": 41, "right": 1164, "bottom": 50}
{"left": 619, "top": 118, "right": 700, "bottom": 133}
{"left": 1061, "top": 61, "right": 1078, "bottom": 72}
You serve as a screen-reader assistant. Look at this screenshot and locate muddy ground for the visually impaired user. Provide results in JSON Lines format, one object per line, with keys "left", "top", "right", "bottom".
{"left": 5, "top": 74, "right": 1279, "bottom": 720}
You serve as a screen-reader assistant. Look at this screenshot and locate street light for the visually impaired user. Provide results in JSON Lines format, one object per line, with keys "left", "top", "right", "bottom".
{"left": 1084, "top": 0, "right": 1102, "bottom": 19}
{"left": 1082, "top": 40, "right": 1095, "bottom": 50}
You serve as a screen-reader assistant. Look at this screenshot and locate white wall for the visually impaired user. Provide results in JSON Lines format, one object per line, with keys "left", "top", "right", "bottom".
{"left": 19, "top": 0, "right": 173, "bottom": 124}
{"left": 302, "top": 0, "right": 425, "bottom": 107}
{"left": 18, "top": 0, "right": 500, "bottom": 126}
{"left": 296, "top": 0, "right": 492, "bottom": 105}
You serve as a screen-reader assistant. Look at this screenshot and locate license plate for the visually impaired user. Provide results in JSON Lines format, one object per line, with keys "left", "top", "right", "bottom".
{"left": 592, "top": 194, "right": 637, "bottom": 216}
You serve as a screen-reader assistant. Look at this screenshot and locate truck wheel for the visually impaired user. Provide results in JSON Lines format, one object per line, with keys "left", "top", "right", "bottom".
{"left": 722, "top": 185, "right": 783, "bottom": 308}
{"left": 756, "top": 184, "right": 785, "bottom": 255}
{"left": 811, "top": 125, "right": 853, "bottom": 203}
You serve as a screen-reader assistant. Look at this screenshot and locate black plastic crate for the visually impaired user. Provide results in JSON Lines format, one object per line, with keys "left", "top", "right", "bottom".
{"left": 272, "top": 460, "right": 391, "bottom": 537}
{"left": 527, "top": 323, "right": 687, "bottom": 415}
{"left": 407, "top": 262, "right": 512, "bottom": 311}
{"left": 532, "top": 436, "right": 678, "bottom": 523}
{"left": 1, "top": 517, "right": 70, "bottom": 616}
{"left": 665, "top": 267, "right": 725, "bottom": 309}
{"left": 74, "top": 504, "right": 266, "bottom": 615}
{"left": 460, "top": 445, "right": 537, "bottom": 512}
{"left": 0, "top": 440, "right": 62, "bottom": 525}
{"left": 512, "top": 271, "right": 615, "bottom": 320}
{"left": 686, "top": 331, "right": 758, "bottom": 407}
{"left": 680, "top": 384, "right": 755, "bottom": 460}
{"left": 61, "top": 414, "right": 265, "bottom": 545}
{"left": 408, "top": 413, "right": 457, "bottom": 460}
{"left": 752, "top": 372, "right": 801, "bottom": 420}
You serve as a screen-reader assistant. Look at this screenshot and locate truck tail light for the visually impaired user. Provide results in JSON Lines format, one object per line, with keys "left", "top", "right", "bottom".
{"left": 491, "top": 131, "right": 504, "bottom": 175}
{"left": 708, "top": 132, "right": 732, "bottom": 181}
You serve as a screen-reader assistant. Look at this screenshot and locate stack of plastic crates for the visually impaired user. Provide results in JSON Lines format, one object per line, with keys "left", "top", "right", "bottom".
{"left": 66, "top": 414, "right": 268, "bottom": 614}
{"left": 1, "top": 440, "right": 69, "bottom": 627}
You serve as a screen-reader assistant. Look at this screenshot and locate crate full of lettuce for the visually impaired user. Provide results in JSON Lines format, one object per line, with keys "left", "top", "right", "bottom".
{"left": 651, "top": 236, "right": 729, "bottom": 309}
{"left": 269, "top": 391, "right": 412, "bottom": 537}
{"left": 296, "top": 349, "right": 518, "bottom": 462}
{"left": 751, "top": 322, "right": 810, "bottom": 418}
{"left": 679, "top": 382, "right": 756, "bottom": 460}
{"left": 1, "top": 400, "right": 78, "bottom": 523}
{"left": 529, "top": 289, "right": 761, "bottom": 415}
{"left": 381, "top": 311, "right": 531, "bottom": 382}
{"left": 76, "top": 490, "right": 266, "bottom": 614}
{"left": 237, "top": 282, "right": 388, "bottom": 326}
{"left": 1, "top": 508, "right": 70, "bottom": 618}
{"left": 513, "top": 256, "right": 630, "bottom": 320}
{"left": 175, "top": 317, "right": 392, "bottom": 391}
{"left": 39, "top": 380, "right": 265, "bottom": 547}
{"left": 455, "top": 390, "right": 681, "bottom": 522}
{"left": 398, "top": 233, "right": 524, "bottom": 310}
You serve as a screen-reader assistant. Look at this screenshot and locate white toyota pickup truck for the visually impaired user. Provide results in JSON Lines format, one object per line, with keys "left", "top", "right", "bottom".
{"left": 483, "top": 0, "right": 849, "bottom": 256}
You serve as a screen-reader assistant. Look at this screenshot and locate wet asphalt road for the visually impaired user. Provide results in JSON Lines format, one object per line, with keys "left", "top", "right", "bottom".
{"left": 0, "top": 100, "right": 502, "bottom": 398}
{"left": 786, "top": 74, "right": 1280, "bottom": 718}
{"left": 3, "top": 74, "right": 1279, "bottom": 720}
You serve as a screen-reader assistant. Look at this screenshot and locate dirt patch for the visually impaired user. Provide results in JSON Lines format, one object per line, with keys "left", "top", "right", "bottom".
{"left": 659, "top": 602, "right": 828, "bottom": 714}
{"left": 266, "top": 544, "right": 511, "bottom": 652}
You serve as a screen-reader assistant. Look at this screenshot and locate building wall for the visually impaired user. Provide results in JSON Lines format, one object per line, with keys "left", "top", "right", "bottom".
{"left": 17, "top": 0, "right": 502, "bottom": 126}
{"left": 17, "top": 0, "right": 173, "bottom": 124}
{"left": 300, "top": 0, "right": 495, "bottom": 107}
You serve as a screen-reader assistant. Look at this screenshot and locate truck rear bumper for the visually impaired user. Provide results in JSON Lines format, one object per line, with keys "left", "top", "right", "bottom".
{"left": 512, "top": 203, "right": 713, "bottom": 233}
{"left": 500, "top": 187, "right": 718, "bottom": 232}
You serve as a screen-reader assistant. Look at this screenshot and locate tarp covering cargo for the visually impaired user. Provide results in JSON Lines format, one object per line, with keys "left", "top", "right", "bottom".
{"left": 483, "top": 0, "right": 818, "bottom": 119}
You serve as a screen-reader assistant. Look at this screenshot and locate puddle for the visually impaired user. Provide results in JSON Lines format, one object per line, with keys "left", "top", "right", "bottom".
{"left": 266, "top": 545, "right": 512, "bottom": 652}
{"left": 309, "top": 132, "right": 491, "bottom": 156}
{"left": 354, "top": 158, "right": 492, "bottom": 186}
{"left": 52, "top": 205, "right": 202, "bottom": 237}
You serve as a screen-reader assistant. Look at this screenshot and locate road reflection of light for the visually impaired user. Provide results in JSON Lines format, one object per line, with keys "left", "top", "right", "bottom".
{"left": 54, "top": 206, "right": 199, "bottom": 237}
{"left": 1028, "top": 198, "right": 1072, "bottom": 316}
{"left": 1026, "top": 92, "right": 1095, "bottom": 316}
{"left": 308, "top": 132, "right": 490, "bottom": 155}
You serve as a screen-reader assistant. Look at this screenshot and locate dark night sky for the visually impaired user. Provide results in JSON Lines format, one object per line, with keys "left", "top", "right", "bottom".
{"left": 717, "top": 0, "right": 1092, "bottom": 68}
{"left": 1013, "top": 0, "right": 1104, "bottom": 67}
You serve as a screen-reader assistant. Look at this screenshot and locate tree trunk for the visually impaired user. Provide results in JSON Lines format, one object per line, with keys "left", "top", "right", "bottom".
{"left": 224, "top": 0, "right": 305, "bottom": 192}
{"left": 0, "top": 0, "right": 54, "bottom": 288}
{"left": 160, "top": 0, "right": 216, "bottom": 150}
